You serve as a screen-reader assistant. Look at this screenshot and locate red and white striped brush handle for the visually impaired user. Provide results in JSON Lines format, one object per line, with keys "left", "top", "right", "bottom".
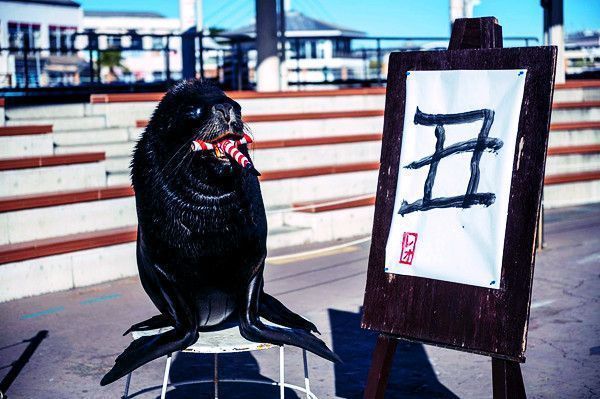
{"left": 190, "top": 132, "right": 259, "bottom": 175}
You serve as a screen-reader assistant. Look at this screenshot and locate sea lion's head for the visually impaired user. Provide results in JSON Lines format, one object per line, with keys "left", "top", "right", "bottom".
{"left": 147, "top": 79, "right": 248, "bottom": 177}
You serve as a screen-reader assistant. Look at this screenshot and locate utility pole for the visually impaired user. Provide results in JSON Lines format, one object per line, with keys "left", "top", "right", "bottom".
{"left": 542, "top": 0, "right": 565, "bottom": 83}
{"left": 256, "top": 0, "right": 280, "bottom": 91}
{"left": 449, "top": 0, "right": 481, "bottom": 29}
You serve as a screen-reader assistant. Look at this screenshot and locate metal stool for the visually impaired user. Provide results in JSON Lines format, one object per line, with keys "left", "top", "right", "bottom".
{"left": 122, "top": 324, "right": 317, "bottom": 399}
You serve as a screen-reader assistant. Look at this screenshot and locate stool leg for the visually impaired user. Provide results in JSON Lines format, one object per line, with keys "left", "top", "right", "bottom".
{"left": 214, "top": 353, "right": 219, "bottom": 399}
{"left": 122, "top": 372, "right": 132, "bottom": 399}
{"left": 161, "top": 354, "right": 172, "bottom": 399}
{"left": 302, "top": 350, "right": 311, "bottom": 399}
{"left": 279, "top": 346, "right": 285, "bottom": 399}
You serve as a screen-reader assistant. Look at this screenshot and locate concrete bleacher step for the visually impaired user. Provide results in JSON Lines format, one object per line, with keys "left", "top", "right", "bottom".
{"left": 54, "top": 141, "right": 135, "bottom": 158}
{"left": 0, "top": 125, "right": 53, "bottom": 158}
{"left": 546, "top": 145, "right": 600, "bottom": 174}
{"left": 244, "top": 110, "right": 384, "bottom": 140}
{"left": 266, "top": 225, "right": 313, "bottom": 250}
{"left": 0, "top": 153, "right": 107, "bottom": 197}
{"left": 0, "top": 226, "right": 138, "bottom": 303}
{"left": 106, "top": 171, "right": 131, "bottom": 186}
{"left": 544, "top": 171, "right": 600, "bottom": 208}
{"left": 136, "top": 110, "right": 385, "bottom": 140}
{"left": 0, "top": 186, "right": 135, "bottom": 245}
{"left": 90, "top": 88, "right": 387, "bottom": 127}
{"left": 6, "top": 115, "right": 106, "bottom": 131}
{"left": 283, "top": 195, "right": 376, "bottom": 243}
{"left": 53, "top": 127, "right": 129, "bottom": 145}
{"left": 260, "top": 163, "right": 379, "bottom": 206}
{"left": 105, "top": 156, "right": 132, "bottom": 174}
{"left": 252, "top": 134, "right": 382, "bottom": 170}
{"left": 552, "top": 81, "right": 600, "bottom": 103}
{"left": 551, "top": 101, "right": 600, "bottom": 123}
{"left": 549, "top": 121, "right": 600, "bottom": 146}
{"left": 103, "top": 134, "right": 383, "bottom": 176}
{"left": 6, "top": 103, "right": 88, "bottom": 120}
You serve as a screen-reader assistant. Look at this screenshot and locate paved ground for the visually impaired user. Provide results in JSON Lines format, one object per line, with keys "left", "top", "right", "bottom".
{"left": 1, "top": 204, "right": 599, "bottom": 399}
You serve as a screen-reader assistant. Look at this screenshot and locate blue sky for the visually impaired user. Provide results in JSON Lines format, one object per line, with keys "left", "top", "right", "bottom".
{"left": 78, "top": 0, "right": 599, "bottom": 39}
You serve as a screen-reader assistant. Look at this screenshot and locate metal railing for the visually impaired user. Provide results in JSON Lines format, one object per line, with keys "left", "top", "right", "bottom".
{"left": 0, "top": 30, "right": 539, "bottom": 95}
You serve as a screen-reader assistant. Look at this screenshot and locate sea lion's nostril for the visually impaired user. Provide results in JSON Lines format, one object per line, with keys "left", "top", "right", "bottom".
{"left": 214, "top": 104, "right": 232, "bottom": 122}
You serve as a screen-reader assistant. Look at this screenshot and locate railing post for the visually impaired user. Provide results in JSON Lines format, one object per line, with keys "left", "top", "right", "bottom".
{"left": 181, "top": 27, "right": 196, "bottom": 80}
{"left": 236, "top": 41, "right": 243, "bottom": 90}
{"left": 88, "top": 32, "right": 95, "bottom": 84}
{"left": 295, "top": 37, "right": 301, "bottom": 88}
{"left": 362, "top": 48, "right": 368, "bottom": 81}
{"left": 199, "top": 31, "right": 205, "bottom": 80}
{"left": 164, "top": 36, "right": 171, "bottom": 82}
{"left": 376, "top": 38, "right": 382, "bottom": 85}
{"left": 23, "top": 34, "right": 30, "bottom": 89}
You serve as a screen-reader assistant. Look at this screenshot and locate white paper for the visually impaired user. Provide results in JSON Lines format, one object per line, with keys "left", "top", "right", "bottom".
{"left": 385, "top": 69, "right": 526, "bottom": 289}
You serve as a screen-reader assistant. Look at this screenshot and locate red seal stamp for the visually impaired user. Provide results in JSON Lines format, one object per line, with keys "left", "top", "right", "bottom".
{"left": 399, "top": 232, "right": 418, "bottom": 265}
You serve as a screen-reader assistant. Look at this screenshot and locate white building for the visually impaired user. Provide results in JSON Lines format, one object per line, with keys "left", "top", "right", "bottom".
{"left": 224, "top": 10, "right": 368, "bottom": 87}
{"left": 0, "top": 0, "right": 83, "bottom": 87}
{"left": 565, "top": 30, "right": 600, "bottom": 77}
{"left": 82, "top": 11, "right": 182, "bottom": 82}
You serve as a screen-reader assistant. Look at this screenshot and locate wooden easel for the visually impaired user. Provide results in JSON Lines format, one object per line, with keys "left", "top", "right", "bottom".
{"left": 363, "top": 17, "right": 529, "bottom": 399}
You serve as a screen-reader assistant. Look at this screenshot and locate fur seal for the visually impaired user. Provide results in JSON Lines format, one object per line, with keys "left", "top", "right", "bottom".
{"left": 101, "top": 80, "right": 339, "bottom": 386}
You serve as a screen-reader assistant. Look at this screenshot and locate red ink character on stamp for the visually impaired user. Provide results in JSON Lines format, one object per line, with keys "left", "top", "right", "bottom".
{"left": 399, "top": 232, "right": 418, "bottom": 265}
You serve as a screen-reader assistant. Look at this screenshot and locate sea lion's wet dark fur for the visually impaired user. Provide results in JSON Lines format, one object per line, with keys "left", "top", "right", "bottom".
{"left": 101, "top": 80, "right": 339, "bottom": 386}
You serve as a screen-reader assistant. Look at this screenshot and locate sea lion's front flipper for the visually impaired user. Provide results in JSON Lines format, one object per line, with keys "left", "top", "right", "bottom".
{"left": 102, "top": 242, "right": 198, "bottom": 386}
{"left": 240, "top": 264, "right": 340, "bottom": 363}
{"left": 122, "top": 313, "right": 174, "bottom": 336}
{"left": 259, "top": 291, "right": 320, "bottom": 334}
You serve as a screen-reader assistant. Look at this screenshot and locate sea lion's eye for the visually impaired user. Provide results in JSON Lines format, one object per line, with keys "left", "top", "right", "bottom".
{"left": 187, "top": 107, "right": 203, "bottom": 119}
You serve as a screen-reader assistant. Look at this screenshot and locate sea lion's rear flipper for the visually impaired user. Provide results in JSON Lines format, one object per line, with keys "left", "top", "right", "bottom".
{"left": 101, "top": 326, "right": 198, "bottom": 386}
{"left": 122, "top": 314, "right": 174, "bottom": 336}
{"left": 240, "top": 314, "right": 340, "bottom": 363}
{"left": 259, "top": 292, "right": 320, "bottom": 334}
{"left": 240, "top": 266, "right": 340, "bottom": 363}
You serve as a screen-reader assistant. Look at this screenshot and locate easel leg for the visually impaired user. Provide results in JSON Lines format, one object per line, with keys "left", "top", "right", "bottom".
{"left": 492, "top": 357, "right": 526, "bottom": 399}
{"left": 364, "top": 334, "right": 398, "bottom": 399}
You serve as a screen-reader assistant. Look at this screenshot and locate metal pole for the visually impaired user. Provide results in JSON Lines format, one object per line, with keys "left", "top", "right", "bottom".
{"left": 542, "top": 0, "right": 565, "bottom": 83}
{"left": 122, "top": 373, "right": 132, "bottom": 399}
{"left": 255, "top": 0, "right": 280, "bottom": 91}
{"left": 213, "top": 353, "right": 219, "bottom": 399}
{"left": 279, "top": 346, "right": 285, "bottom": 399}
{"left": 161, "top": 354, "right": 172, "bottom": 399}
{"left": 302, "top": 350, "right": 311, "bottom": 399}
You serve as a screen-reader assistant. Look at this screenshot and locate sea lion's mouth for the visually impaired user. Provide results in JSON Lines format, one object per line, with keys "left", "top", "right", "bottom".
{"left": 208, "top": 131, "right": 243, "bottom": 144}
{"left": 190, "top": 131, "right": 260, "bottom": 176}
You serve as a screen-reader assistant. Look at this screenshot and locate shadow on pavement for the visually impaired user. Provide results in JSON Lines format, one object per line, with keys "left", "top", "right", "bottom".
{"left": 161, "top": 350, "right": 300, "bottom": 399}
{"left": 330, "top": 308, "right": 458, "bottom": 398}
{"left": 0, "top": 330, "right": 48, "bottom": 397}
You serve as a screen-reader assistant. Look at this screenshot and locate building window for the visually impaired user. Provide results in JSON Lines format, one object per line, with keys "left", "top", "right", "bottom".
{"left": 8, "top": 22, "right": 41, "bottom": 49}
{"left": 333, "top": 39, "right": 351, "bottom": 58}
{"left": 49, "top": 26, "right": 77, "bottom": 53}
{"left": 106, "top": 35, "right": 122, "bottom": 49}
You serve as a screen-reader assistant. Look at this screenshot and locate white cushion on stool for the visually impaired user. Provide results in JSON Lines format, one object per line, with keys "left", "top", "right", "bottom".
{"left": 131, "top": 323, "right": 278, "bottom": 354}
